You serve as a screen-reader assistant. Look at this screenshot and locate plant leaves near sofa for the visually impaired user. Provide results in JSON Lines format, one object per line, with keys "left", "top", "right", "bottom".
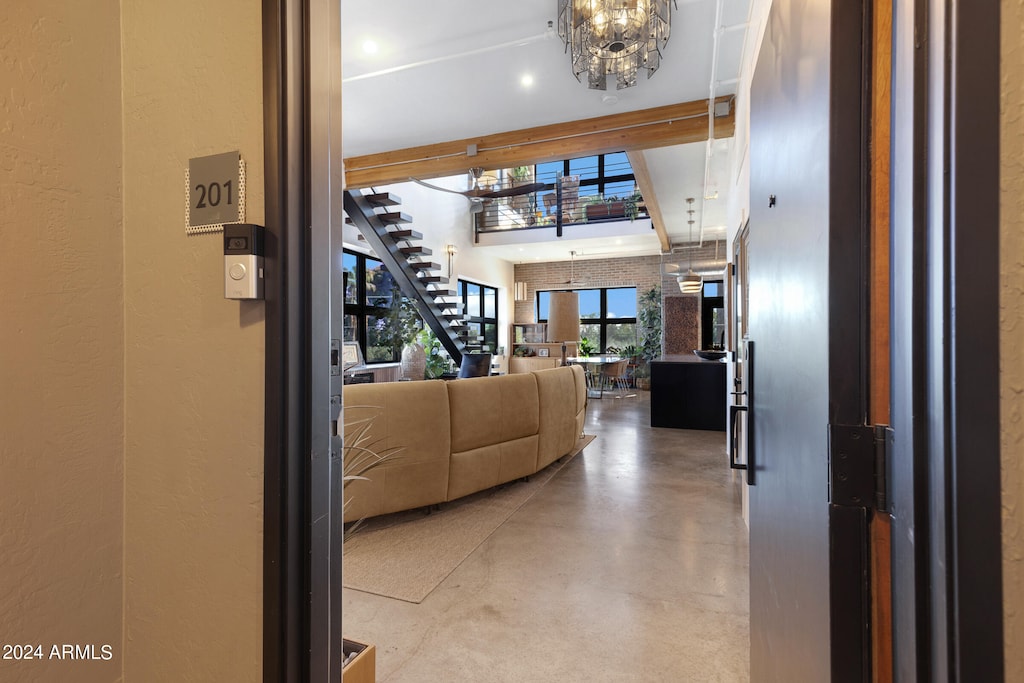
{"left": 343, "top": 408, "right": 405, "bottom": 537}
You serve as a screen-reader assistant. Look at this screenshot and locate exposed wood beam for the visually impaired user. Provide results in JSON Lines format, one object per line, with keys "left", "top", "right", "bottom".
{"left": 626, "top": 150, "right": 671, "bottom": 253}
{"left": 344, "top": 96, "right": 736, "bottom": 188}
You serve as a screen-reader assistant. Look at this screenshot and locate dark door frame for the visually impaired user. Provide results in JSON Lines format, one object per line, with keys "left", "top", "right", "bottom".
{"left": 262, "top": 0, "right": 343, "bottom": 681}
{"left": 890, "top": 1, "right": 1003, "bottom": 680}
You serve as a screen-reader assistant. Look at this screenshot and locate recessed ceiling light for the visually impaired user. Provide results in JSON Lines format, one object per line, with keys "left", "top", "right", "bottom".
{"left": 520, "top": 74, "right": 535, "bottom": 88}
{"left": 362, "top": 39, "right": 378, "bottom": 55}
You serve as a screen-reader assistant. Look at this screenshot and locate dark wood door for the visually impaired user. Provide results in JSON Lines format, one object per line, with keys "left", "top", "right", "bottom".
{"left": 747, "top": 0, "right": 873, "bottom": 679}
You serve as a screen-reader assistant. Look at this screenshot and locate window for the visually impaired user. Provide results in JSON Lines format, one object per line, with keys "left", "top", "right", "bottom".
{"left": 701, "top": 280, "right": 725, "bottom": 349}
{"left": 343, "top": 249, "right": 411, "bottom": 363}
{"left": 458, "top": 279, "right": 499, "bottom": 352}
{"left": 537, "top": 287, "right": 637, "bottom": 352}
{"left": 530, "top": 152, "right": 646, "bottom": 227}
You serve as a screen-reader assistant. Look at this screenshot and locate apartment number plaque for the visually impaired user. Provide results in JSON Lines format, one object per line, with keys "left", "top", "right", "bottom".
{"left": 185, "top": 151, "right": 246, "bottom": 235}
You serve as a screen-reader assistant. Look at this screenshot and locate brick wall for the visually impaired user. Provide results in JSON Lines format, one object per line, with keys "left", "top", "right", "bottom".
{"left": 513, "top": 255, "right": 711, "bottom": 356}
{"left": 513, "top": 255, "right": 663, "bottom": 323}
{"left": 512, "top": 255, "right": 715, "bottom": 355}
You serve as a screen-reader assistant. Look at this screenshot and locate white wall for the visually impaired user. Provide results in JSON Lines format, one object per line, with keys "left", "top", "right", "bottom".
{"left": 726, "top": 0, "right": 773, "bottom": 253}
{"left": 724, "top": 0, "right": 772, "bottom": 528}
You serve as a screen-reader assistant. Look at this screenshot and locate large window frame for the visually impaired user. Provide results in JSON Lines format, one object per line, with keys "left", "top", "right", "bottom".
{"left": 537, "top": 286, "right": 638, "bottom": 352}
{"left": 701, "top": 280, "right": 725, "bottom": 349}
{"left": 457, "top": 278, "right": 499, "bottom": 353}
{"left": 342, "top": 249, "right": 402, "bottom": 364}
{"left": 534, "top": 151, "right": 638, "bottom": 201}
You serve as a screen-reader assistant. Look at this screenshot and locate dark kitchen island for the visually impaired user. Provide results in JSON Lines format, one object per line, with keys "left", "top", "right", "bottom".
{"left": 650, "top": 354, "right": 728, "bottom": 431}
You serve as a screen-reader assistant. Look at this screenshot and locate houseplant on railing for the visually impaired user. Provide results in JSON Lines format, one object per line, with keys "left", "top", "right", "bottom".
{"left": 624, "top": 191, "right": 643, "bottom": 221}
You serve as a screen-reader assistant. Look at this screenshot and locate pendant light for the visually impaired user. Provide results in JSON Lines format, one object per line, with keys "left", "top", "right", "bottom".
{"left": 678, "top": 198, "right": 702, "bottom": 294}
{"left": 557, "top": 0, "right": 675, "bottom": 91}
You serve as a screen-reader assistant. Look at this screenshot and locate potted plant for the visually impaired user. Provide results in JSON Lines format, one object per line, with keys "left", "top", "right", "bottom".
{"left": 378, "top": 283, "right": 425, "bottom": 378}
{"left": 581, "top": 194, "right": 608, "bottom": 221}
{"left": 624, "top": 191, "right": 643, "bottom": 221}
{"left": 578, "top": 337, "right": 597, "bottom": 357}
{"left": 603, "top": 195, "right": 627, "bottom": 219}
{"left": 636, "top": 285, "right": 662, "bottom": 390}
{"left": 509, "top": 166, "right": 535, "bottom": 215}
{"left": 416, "top": 327, "right": 454, "bottom": 379}
{"left": 634, "top": 363, "right": 652, "bottom": 391}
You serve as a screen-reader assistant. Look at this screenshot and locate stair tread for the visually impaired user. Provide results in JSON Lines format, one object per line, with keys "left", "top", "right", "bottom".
{"left": 387, "top": 228, "right": 423, "bottom": 240}
{"left": 352, "top": 228, "right": 424, "bottom": 242}
{"left": 418, "top": 275, "right": 449, "bottom": 284}
{"left": 409, "top": 261, "right": 441, "bottom": 270}
{"left": 400, "top": 246, "right": 432, "bottom": 256}
{"left": 379, "top": 211, "right": 412, "bottom": 225}
{"left": 366, "top": 192, "right": 401, "bottom": 207}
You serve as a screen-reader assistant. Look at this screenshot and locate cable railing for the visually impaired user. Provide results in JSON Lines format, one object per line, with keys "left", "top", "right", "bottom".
{"left": 474, "top": 170, "right": 647, "bottom": 235}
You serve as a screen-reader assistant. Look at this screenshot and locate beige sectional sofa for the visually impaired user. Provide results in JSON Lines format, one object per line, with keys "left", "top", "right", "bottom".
{"left": 343, "top": 365, "right": 587, "bottom": 523}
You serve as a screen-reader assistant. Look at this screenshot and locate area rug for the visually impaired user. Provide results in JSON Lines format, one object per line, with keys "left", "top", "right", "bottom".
{"left": 343, "top": 434, "right": 596, "bottom": 604}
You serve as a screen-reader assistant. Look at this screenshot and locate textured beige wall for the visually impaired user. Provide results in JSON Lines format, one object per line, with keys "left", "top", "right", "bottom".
{"left": 120, "top": 1, "right": 265, "bottom": 680}
{"left": 0, "top": 2, "right": 125, "bottom": 681}
{"left": 0, "top": 3, "right": 124, "bottom": 682}
{"left": 1003, "top": 0, "right": 1024, "bottom": 677}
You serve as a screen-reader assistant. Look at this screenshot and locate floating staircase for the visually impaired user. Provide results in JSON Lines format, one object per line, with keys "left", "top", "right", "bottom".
{"left": 344, "top": 189, "right": 486, "bottom": 368}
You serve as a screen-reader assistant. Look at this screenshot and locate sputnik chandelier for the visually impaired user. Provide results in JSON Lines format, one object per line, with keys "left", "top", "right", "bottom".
{"left": 556, "top": 0, "right": 675, "bottom": 90}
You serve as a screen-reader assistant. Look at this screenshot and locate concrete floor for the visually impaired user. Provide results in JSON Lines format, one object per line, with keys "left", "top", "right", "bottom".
{"left": 343, "top": 390, "right": 751, "bottom": 682}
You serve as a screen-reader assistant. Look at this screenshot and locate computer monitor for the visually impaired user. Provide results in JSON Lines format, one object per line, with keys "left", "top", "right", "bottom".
{"left": 342, "top": 341, "right": 364, "bottom": 372}
{"left": 457, "top": 353, "right": 492, "bottom": 378}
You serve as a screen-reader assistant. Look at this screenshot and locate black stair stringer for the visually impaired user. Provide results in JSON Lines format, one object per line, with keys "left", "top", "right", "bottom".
{"left": 343, "top": 189, "right": 465, "bottom": 368}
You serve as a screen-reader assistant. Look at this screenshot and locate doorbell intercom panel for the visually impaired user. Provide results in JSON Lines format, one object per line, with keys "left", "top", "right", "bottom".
{"left": 224, "top": 223, "right": 265, "bottom": 300}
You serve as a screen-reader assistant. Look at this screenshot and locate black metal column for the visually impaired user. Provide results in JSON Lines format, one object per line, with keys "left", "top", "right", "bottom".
{"left": 263, "top": 0, "right": 310, "bottom": 680}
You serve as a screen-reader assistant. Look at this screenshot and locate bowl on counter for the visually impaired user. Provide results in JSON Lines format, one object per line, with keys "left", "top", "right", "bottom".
{"left": 693, "top": 349, "right": 727, "bottom": 361}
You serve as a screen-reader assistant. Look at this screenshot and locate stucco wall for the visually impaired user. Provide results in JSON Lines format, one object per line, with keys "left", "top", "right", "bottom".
{"left": 120, "top": 1, "right": 265, "bottom": 680}
{"left": 0, "top": 3, "right": 124, "bottom": 682}
{"left": 1002, "top": 0, "right": 1024, "bottom": 677}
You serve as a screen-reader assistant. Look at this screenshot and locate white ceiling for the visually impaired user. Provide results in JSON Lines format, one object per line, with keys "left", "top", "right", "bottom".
{"left": 341, "top": 0, "right": 755, "bottom": 262}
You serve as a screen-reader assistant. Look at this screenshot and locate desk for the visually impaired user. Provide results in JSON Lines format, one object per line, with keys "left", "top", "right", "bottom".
{"left": 567, "top": 355, "right": 624, "bottom": 398}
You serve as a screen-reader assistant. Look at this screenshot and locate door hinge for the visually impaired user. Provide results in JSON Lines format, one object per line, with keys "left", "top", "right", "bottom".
{"left": 828, "top": 423, "right": 893, "bottom": 512}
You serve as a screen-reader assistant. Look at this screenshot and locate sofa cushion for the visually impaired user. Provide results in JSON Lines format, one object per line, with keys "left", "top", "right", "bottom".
{"left": 446, "top": 373, "right": 540, "bottom": 499}
{"left": 448, "top": 373, "right": 539, "bottom": 451}
{"left": 446, "top": 435, "right": 540, "bottom": 501}
{"left": 342, "top": 380, "right": 451, "bottom": 522}
{"left": 533, "top": 365, "right": 587, "bottom": 469}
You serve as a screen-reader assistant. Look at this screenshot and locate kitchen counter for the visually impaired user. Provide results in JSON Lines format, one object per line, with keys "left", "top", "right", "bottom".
{"left": 650, "top": 355, "right": 728, "bottom": 431}
{"left": 657, "top": 353, "right": 727, "bottom": 364}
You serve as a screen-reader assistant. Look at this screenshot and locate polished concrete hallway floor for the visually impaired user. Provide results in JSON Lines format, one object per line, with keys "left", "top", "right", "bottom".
{"left": 343, "top": 390, "right": 750, "bottom": 682}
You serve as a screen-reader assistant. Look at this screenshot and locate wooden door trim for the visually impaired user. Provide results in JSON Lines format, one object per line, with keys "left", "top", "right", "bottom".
{"left": 868, "top": 0, "right": 893, "bottom": 680}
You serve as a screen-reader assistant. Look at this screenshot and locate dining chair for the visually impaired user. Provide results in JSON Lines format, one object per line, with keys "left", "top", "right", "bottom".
{"left": 600, "top": 360, "right": 631, "bottom": 398}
